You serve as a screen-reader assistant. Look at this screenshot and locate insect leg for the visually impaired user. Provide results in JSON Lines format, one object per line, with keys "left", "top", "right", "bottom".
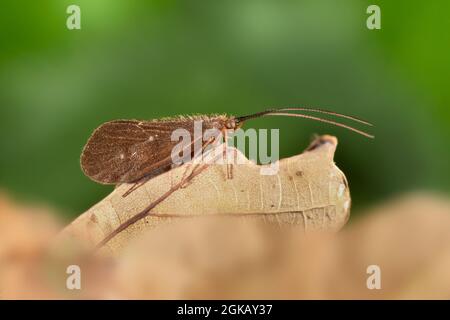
{"left": 95, "top": 144, "right": 223, "bottom": 249}
{"left": 180, "top": 136, "right": 217, "bottom": 189}
{"left": 122, "top": 132, "right": 218, "bottom": 197}
{"left": 122, "top": 175, "right": 155, "bottom": 197}
{"left": 223, "top": 129, "right": 234, "bottom": 180}
{"left": 121, "top": 132, "right": 206, "bottom": 198}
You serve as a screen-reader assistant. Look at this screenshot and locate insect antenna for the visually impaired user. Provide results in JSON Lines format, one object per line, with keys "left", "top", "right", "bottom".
{"left": 270, "top": 107, "right": 372, "bottom": 126}
{"left": 236, "top": 108, "right": 374, "bottom": 138}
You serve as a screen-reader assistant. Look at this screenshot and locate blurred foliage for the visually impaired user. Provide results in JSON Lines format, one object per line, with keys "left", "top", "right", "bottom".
{"left": 0, "top": 0, "right": 449, "bottom": 218}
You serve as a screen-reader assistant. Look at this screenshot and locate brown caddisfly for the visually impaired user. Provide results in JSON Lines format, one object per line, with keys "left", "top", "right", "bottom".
{"left": 81, "top": 107, "right": 373, "bottom": 186}
{"left": 80, "top": 107, "right": 373, "bottom": 248}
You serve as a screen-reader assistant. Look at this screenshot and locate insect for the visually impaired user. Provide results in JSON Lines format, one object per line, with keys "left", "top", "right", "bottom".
{"left": 81, "top": 107, "right": 373, "bottom": 196}
{"left": 82, "top": 107, "right": 373, "bottom": 248}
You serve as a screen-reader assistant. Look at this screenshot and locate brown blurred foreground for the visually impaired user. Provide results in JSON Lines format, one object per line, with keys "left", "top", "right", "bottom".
{"left": 1, "top": 191, "right": 450, "bottom": 299}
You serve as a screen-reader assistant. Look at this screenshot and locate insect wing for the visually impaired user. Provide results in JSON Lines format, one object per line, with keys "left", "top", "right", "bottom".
{"left": 81, "top": 120, "right": 187, "bottom": 184}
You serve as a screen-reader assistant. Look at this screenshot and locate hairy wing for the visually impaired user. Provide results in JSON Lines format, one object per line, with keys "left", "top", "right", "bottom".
{"left": 81, "top": 120, "right": 187, "bottom": 184}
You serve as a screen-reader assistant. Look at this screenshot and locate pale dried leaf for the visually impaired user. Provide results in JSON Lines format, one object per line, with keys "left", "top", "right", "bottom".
{"left": 58, "top": 135, "right": 350, "bottom": 253}
{"left": 110, "top": 192, "right": 450, "bottom": 299}
{"left": 0, "top": 193, "right": 61, "bottom": 299}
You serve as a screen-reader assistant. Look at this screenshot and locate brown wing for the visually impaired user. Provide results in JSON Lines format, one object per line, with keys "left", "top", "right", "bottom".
{"left": 81, "top": 120, "right": 180, "bottom": 184}
{"left": 80, "top": 118, "right": 224, "bottom": 184}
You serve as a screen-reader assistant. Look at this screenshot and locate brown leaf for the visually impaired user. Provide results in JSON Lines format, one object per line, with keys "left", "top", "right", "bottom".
{"left": 3, "top": 186, "right": 450, "bottom": 299}
{"left": 57, "top": 135, "right": 350, "bottom": 253}
{"left": 333, "top": 192, "right": 450, "bottom": 299}
{"left": 0, "top": 193, "right": 61, "bottom": 299}
{"left": 109, "top": 192, "right": 450, "bottom": 299}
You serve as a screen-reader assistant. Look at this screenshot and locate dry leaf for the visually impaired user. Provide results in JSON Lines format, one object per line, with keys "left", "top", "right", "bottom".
{"left": 111, "top": 219, "right": 339, "bottom": 299}
{"left": 109, "top": 192, "right": 450, "bottom": 299}
{"left": 0, "top": 193, "right": 61, "bottom": 299}
{"left": 332, "top": 192, "right": 450, "bottom": 299}
{"left": 57, "top": 135, "right": 350, "bottom": 253}
{"left": 2, "top": 188, "right": 450, "bottom": 299}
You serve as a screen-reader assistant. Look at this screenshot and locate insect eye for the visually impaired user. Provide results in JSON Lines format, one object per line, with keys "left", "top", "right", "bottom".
{"left": 225, "top": 120, "right": 236, "bottom": 129}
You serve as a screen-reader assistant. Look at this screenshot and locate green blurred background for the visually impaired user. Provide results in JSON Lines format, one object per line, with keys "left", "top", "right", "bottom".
{"left": 0, "top": 0, "right": 449, "bottom": 219}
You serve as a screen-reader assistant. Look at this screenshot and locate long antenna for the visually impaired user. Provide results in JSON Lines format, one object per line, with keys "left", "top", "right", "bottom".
{"left": 272, "top": 107, "right": 372, "bottom": 126}
{"left": 237, "top": 107, "right": 372, "bottom": 125}
{"left": 236, "top": 109, "right": 374, "bottom": 138}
